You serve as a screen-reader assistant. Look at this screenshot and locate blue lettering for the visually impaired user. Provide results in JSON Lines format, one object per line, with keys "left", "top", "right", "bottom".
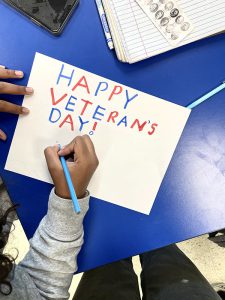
{"left": 49, "top": 108, "right": 61, "bottom": 123}
{"left": 92, "top": 105, "right": 106, "bottom": 121}
{"left": 57, "top": 64, "right": 74, "bottom": 86}
{"left": 95, "top": 81, "right": 109, "bottom": 96}
{"left": 117, "top": 116, "right": 128, "bottom": 127}
{"left": 78, "top": 116, "right": 89, "bottom": 132}
{"left": 124, "top": 90, "right": 138, "bottom": 109}
{"left": 65, "top": 96, "right": 77, "bottom": 112}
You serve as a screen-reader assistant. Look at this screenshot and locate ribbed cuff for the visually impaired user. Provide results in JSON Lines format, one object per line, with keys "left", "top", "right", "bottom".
{"left": 44, "top": 188, "right": 90, "bottom": 240}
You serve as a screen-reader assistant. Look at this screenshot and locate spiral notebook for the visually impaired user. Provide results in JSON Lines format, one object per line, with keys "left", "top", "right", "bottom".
{"left": 101, "top": 0, "right": 225, "bottom": 63}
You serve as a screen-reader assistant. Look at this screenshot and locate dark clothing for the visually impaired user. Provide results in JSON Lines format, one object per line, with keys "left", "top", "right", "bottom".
{"left": 74, "top": 244, "right": 221, "bottom": 300}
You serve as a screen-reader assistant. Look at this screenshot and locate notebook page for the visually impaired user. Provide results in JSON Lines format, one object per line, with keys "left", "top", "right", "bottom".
{"left": 108, "top": 0, "right": 225, "bottom": 63}
{"left": 108, "top": 0, "right": 157, "bottom": 63}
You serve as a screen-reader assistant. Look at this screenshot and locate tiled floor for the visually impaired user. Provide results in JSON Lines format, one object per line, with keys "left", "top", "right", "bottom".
{"left": 179, "top": 235, "right": 225, "bottom": 292}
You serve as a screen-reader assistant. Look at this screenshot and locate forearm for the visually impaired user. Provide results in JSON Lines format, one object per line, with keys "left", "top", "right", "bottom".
{"left": 19, "top": 188, "right": 90, "bottom": 299}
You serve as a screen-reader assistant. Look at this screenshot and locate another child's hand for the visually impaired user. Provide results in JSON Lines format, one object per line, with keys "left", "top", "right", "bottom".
{"left": 44, "top": 135, "right": 99, "bottom": 199}
{"left": 0, "top": 67, "right": 34, "bottom": 141}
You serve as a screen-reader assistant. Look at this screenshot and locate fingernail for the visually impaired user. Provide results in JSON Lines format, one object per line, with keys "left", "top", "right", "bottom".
{"left": 58, "top": 147, "right": 65, "bottom": 153}
{"left": 22, "top": 107, "right": 30, "bottom": 114}
{"left": 0, "top": 133, "right": 7, "bottom": 141}
{"left": 15, "top": 70, "right": 24, "bottom": 77}
{"left": 26, "top": 87, "right": 34, "bottom": 94}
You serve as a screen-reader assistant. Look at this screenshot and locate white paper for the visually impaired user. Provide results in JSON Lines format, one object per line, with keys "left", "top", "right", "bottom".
{"left": 5, "top": 53, "right": 190, "bottom": 214}
{"left": 104, "top": 0, "right": 225, "bottom": 63}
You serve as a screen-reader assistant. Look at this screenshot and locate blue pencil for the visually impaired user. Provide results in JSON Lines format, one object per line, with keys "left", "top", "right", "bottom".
{"left": 58, "top": 144, "right": 81, "bottom": 214}
{"left": 186, "top": 81, "right": 225, "bottom": 109}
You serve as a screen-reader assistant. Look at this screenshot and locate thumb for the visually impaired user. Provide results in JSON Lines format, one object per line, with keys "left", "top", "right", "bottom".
{"left": 44, "top": 144, "right": 61, "bottom": 171}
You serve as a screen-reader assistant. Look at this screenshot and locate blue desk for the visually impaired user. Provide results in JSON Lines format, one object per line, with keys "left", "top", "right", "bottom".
{"left": 0, "top": 0, "right": 225, "bottom": 273}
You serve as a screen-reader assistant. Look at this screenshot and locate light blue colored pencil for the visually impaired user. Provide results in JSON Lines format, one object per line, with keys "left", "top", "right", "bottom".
{"left": 58, "top": 144, "right": 81, "bottom": 214}
{"left": 187, "top": 81, "right": 225, "bottom": 109}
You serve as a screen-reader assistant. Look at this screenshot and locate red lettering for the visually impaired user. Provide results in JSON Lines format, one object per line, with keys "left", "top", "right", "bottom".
{"left": 72, "top": 76, "right": 90, "bottom": 94}
{"left": 50, "top": 88, "right": 68, "bottom": 105}
{"left": 130, "top": 119, "right": 147, "bottom": 131}
{"left": 107, "top": 111, "right": 119, "bottom": 123}
{"left": 108, "top": 86, "right": 123, "bottom": 101}
{"left": 59, "top": 114, "right": 74, "bottom": 131}
{"left": 148, "top": 123, "right": 158, "bottom": 135}
{"left": 92, "top": 122, "right": 98, "bottom": 131}
{"left": 80, "top": 99, "right": 93, "bottom": 116}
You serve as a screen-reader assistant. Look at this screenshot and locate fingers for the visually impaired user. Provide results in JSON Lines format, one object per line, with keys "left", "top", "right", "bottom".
{"left": 58, "top": 135, "right": 90, "bottom": 158}
{"left": 58, "top": 140, "right": 75, "bottom": 157}
{"left": 44, "top": 145, "right": 62, "bottom": 172}
{"left": 73, "top": 136, "right": 90, "bottom": 160}
{"left": 0, "top": 129, "right": 7, "bottom": 141}
{"left": 59, "top": 135, "right": 99, "bottom": 170}
{"left": 0, "top": 82, "right": 33, "bottom": 95}
{"left": 0, "top": 68, "right": 32, "bottom": 142}
{"left": 82, "top": 135, "right": 96, "bottom": 154}
{"left": 46, "top": 136, "right": 98, "bottom": 199}
{"left": 82, "top": 135, "right": 99, "bottom": 166}
{"left": 0, "top": 68, "right": 24, "bottom": 79}
{"left": 0, "top": 100, "right": 29, "bottom": 115}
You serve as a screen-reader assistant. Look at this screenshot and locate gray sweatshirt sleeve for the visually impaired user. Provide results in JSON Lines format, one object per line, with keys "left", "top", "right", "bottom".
{"left": 19, "top": 188, "right": 90, "bottom": 300}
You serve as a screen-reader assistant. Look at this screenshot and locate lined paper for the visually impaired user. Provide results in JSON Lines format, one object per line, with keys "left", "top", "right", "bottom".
{"left": 103, "top": 0, "right": 225, "bottom": 63}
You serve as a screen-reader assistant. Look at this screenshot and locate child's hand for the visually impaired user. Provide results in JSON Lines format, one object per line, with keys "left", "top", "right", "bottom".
{"left": 0, "top": 67, "right": 34, "bottom": 141}
{"left": 44, "top": 135, "right": 99, "bottom": 199}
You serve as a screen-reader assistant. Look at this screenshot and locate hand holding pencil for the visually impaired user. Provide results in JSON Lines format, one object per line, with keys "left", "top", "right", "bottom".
{"left": 45, "top": 135, "right": 99, "bottom": 203}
